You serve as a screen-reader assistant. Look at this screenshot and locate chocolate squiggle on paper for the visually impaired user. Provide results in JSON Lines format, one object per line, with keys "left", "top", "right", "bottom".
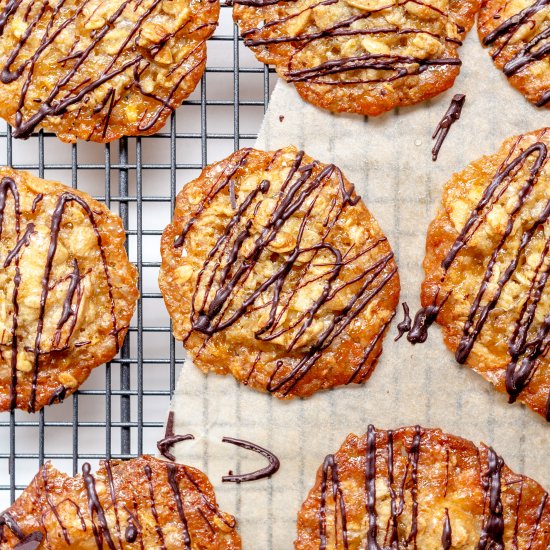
{"left": 221, "top": 436, "right": 280, "bottom": 483}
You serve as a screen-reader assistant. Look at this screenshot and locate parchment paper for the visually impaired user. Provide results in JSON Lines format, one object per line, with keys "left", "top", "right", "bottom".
{"left": 166, "top": 31, "right": 550, "bottom": 549}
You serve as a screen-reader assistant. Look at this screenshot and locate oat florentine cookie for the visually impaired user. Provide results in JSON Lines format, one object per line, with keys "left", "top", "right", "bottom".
{"left": 0, "top": 168, "right": 138, "bottom": 413}
{"left": 232, "top": 0, "right": 481, "bottom": 116}
{"left": 478, "top": 0, "right": 550, "bottom": 109}
{"left": 417, "top": 128, "right": 550, "bottom": 420}
{"left": 296, "top": 425, "right": 550, "bottom": 549}
{"left": 0, "top": 456, "right": 241, "bottom": 549}
{"left": 0, "top": 0, "right": 219, "bottom": 143}
{"left": 159, "top": 146, "right": 400, "bottom": 398}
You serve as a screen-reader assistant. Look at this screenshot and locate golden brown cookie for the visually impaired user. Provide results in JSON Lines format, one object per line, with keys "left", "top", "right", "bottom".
{"left": 478, "top": 0, "right": 550, "bottom": 109}
{"left": 232, "top": 0, "right": 481, "bottom": 116}
{"left": 296, "top": 425, "right": 550, "bottom": 549}
{"left": 0, "top": 0, "right": 219, "bottom": 143}
{"left": 0, "top": 455, "right": 241, "bottom": 549}
{"left": 410, "top": 128, "right": 550, "bottom": 420}
{"left": 159, "top": 146, "right": 400, "bottom": 399}
{"left": 0, "top": 168, "right": 138, "bottom": 413}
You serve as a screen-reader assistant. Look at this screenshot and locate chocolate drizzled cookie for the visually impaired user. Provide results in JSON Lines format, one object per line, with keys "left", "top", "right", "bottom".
{"left": 0, "top": 456, "right": 241, "bottom": 549}
{"left": 478, "top": 0, "right": 550, "bottom": 109}
{"left": 296, "top": 425, "right": 550, "bottom": 549}
{"left": 0, "top": 168, "right": 138, "bottom": 412}
{"left": 412, "top": 128, "right": 550, "bottom": 421}
{"left": 159, "top": 146, "right": 400, "bottom": 398}
{"left": 0, "top": 0, "right": 219, "bottom": 143}
{"left": 233, "top": 0, "right": 481, "bottom": 116}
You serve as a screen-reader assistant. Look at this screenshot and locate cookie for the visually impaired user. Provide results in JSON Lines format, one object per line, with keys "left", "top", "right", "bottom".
{"left": 413, "top": 128, "right": 550, "bottom": 420}
{"left": 0, "top": 0, "right": 219, "bottom": 143}
{"left": 0, "top": 168, "right": 138, "bottom": 413}
{"left": 296, "top": 425, "right": 550, "bottom": 549}
{"left": 159, "top": 146, "right": 400, "bottom": 398}
{"left": 478, "top": 0, "right": 550, "bottom": 108}
{"left": 232, "top": 0, "right": 481, "bottom": 116}
{"left": 0, "top": 455, "right": 241, "bottom": 549}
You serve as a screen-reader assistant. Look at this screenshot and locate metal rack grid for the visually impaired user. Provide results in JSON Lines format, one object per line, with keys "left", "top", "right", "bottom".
{"left": 0, "top": 5, "right": 275, "bottom": 508}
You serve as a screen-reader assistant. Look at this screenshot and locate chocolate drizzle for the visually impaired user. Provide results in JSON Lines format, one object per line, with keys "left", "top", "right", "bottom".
{"left": 432, "top": 94, "right": 465, "bottom": 161}
{"left": 406, "top": 140, "right": 550, "bottom": 417}
{"left": 0, "top": 0, "right": 215, "bottom": 140}
{"left": 319, "top": 453, "right": 348, "bottom": 550}
{"left": 394, "top": 301, "right": 411, "bottom": 341}
{"left": 482, "top": 0, "right": 550, "bottom": 107}
{"left": 477, "top": 448, "right": 505, "bottom": 550}
{"left": 442, "top": 508, "right": 452, "bottom": 550}
{"left": 166, "top": 463, "right": 192, "bottom": 550}
{"left": 0, "top": 177, "right": 121, "bottom": 412}
{"left": 175, "top": 149, "right": 397, "bottom": 395}
{"left": 82, "top": 462, "right": 117, "bottom": 550}
{"left": 156, "top": 410, "right": 194, "bottom": 461}
{"left": 221, "top": 436, "right": 280, "bottom": 483}
{"left": 365, "top": 425, "right": 379, "bottom": 550}
{"left": 234, "top": 0, "right": 466, "bottom": 88}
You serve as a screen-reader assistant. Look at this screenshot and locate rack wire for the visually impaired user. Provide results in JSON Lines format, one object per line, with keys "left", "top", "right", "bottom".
{"left": 0, "top": 6, "right": 274, "bottom": 508}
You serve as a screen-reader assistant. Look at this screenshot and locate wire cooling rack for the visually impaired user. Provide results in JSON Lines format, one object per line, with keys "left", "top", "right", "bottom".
{"left": 0, "top": 5, "right": 275, "bottom": 508}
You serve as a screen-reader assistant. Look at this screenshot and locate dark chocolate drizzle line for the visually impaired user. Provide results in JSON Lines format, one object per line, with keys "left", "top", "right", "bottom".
{"left": 442, "top": 508, "right": 452, "bottom": 550}
{"left": 527, "top": 491, "right": 548, "bottom": 548}
{"left": 82, "top": 462, "right": 117, "bottom": 550}
{"left": 103, "top": 460, "right": 122, "bottom": 548}
{"left": 156, "top": 410, "right": 194, "bottom": 461}
{"left": 406, "top": 426, "right": 421, "bottom": 549}
{"left": 477, "top": 448, "right": 505, "bottom": 550}
{"left": 394, "top": 302, "right": 411, "bottom": 341}
{"left": 365, "top": 425, "right": 380, "bottom": 550}
{"left": 221, "top": 436, "right": 280, "bottom": 482}
{"left": 235, "top": 0, "right": 465, "bottom": 86}
{"left": 432, "top": 94, "right": 465, "bottom": 161}
{"left": 166, "top": 463, "right": 192, "bottom": 550}
{"left": 406, "top": 141, "right": 550, "bottom": 416}
{"left": 144, "top": 463, "right": 167, "bottom": 550}
{"left": 319, "top": 453, "right": 348, "bottom": 550}
{"left": 0, "top": 511, "right": 25, "bottom": 541}
{"left": 176, "top": 149, "right": 397, "bottom": 395}
{"left": 483, "top": 0, "right": 550, "bottom": 106}
{"left": 41, "top": 465, "right": 72, "bottom": 545}
{"left": 0, "top": 177, "right": 121, "bottom": 411}
{"left": 0, "top": 0, "right": 210, "bottom": 140}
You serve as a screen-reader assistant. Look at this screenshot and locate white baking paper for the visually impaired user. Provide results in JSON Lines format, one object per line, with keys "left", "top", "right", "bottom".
{"left": 166, "top": 30, "right": 550, "bottom": 549}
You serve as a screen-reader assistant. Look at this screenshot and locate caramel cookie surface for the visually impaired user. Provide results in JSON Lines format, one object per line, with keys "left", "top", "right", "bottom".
{"left": 233, "top": 0, "right": 480, "bottom": 116}
{"left": 478, "top": 0, "right": 550, "bottom": 109}
{"left": 0, "top": 455, "right": 241, "bottom": 549}
{"left": 159, "top": 146, "right": 399, "bottom": 398}
{"left": 420, "top": 128, "right": 550, "bottom": 420}
{"left": 0, "top": 168, "right": 138, "bottom": 413}
{"left": 296, "top": 425, "right": 550, "bottom": 549}
{"left": 0, "top": 0, "right": 219, "bottom": 143}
